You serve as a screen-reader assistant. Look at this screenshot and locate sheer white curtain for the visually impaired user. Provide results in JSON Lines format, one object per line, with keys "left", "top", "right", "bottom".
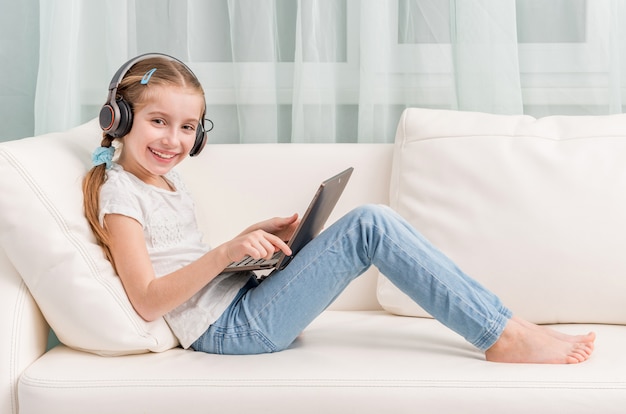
{"left": 3, "top": 0, "right": 625, "bottom": 142}
{"left": 0, "top": 0, "right": 39, "bottom": 141}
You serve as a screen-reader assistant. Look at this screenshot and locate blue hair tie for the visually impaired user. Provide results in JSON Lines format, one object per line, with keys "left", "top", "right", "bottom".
{"left": 92, "top": 146, "right": 115, "bottom": 169}
{"left": 141, "top": 68, "right": 157, "bottom": 84}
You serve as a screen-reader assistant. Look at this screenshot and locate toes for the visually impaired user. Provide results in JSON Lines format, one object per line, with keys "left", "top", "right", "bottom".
{"left": 568, "top": 343, "right": 593, "bottom": 363}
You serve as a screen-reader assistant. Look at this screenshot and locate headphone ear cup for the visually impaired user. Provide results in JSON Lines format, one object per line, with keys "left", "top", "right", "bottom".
{"left": 99, "top": 103, "right": 117, "bottom": 133}
{"left": 112, "top": 98, "right": 133, "bottom": 138}
{"left": 99, "top": 98, "right": 133, "bottom": 138}
{"left": 189, "top": 122, "right": 207, "bottom": 157}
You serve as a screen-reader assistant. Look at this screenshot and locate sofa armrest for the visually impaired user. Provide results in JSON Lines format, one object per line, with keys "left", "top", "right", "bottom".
{"left": 0, "top": 249, "right": 49, "bottom": 414}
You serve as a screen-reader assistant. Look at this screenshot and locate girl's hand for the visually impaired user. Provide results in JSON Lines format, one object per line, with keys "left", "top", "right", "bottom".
{"left": 240, "top": 213, "right": 300, "bottom": 243}
{"left": 226, "top": 214, "right": 299, "bottom": 262}
{"left": 256, "top": 213, "right": 300, "bottom": 241}
{"left": 225, "top": 229, "right": 292, "bottom": 263}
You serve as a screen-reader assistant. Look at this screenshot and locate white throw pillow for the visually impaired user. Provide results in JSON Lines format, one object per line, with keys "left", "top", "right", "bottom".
{"left": 0, "top": 120, "right": 178, "bottom": 356}
{"left": 378, "top": 108, "right": 626, "bottom": 324}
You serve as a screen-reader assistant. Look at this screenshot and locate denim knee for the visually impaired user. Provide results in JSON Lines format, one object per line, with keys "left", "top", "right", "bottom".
{"left": 346, "top": 204, "right": 393, "bottom": 224}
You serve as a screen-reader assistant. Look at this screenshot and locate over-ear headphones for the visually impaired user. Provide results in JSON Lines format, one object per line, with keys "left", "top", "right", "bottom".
{"left": 99, "top": 52, "right": 212, "bottom": 157}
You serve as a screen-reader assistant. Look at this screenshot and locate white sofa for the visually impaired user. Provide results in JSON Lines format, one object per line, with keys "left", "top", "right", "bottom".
{"left": 2, "top": 108, "right": 626, "bottom": 413}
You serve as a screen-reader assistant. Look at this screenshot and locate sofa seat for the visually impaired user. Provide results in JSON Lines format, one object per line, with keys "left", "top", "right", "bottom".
{"left": 19, "top": 311, "right": 626, "bottom": 414}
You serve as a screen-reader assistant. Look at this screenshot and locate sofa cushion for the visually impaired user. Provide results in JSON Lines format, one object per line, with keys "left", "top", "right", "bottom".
{"left": 18, "top": 311, "right": 626, "bottom": 414}
{"left": 378, "top": 108, "right": 626, "bottom": 324}
{"left": 0, "top": 120, "right": 178, "bottom": 356}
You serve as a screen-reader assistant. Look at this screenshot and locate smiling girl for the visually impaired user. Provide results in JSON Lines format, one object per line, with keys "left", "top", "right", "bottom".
{"left": 82, "top": 54, "right": 595, "bottom": 363}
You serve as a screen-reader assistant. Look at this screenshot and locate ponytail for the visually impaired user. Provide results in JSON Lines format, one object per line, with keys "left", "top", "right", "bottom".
{"left": 82, "top": 135, "right": 116, "bottom": 270}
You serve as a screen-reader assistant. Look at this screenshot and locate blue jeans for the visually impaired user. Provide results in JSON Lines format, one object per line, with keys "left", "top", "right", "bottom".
{"left": 191, "top": 204, "right": 512, "bottom": 355}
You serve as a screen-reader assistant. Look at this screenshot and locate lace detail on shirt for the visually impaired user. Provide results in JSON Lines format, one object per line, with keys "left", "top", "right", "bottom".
{"left": 149, "top": 209, "right": 185, "bottom": 249}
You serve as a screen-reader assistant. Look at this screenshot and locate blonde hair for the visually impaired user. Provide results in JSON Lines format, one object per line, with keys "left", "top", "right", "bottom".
{"left": 82, "top": 56, "right": 205, "bottom": 268}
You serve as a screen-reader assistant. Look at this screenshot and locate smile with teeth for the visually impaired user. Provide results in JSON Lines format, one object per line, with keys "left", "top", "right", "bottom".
{"left": 150, "top": 148, "right": 177, "bottom": 160}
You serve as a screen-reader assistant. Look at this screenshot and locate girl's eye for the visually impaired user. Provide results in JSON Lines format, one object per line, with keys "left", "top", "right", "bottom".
{"left": 153, "top": 119, "right": 165, "bottom": 125}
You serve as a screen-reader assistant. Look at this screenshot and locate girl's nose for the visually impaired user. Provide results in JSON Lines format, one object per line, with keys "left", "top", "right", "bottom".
{"left": 162, "top": 128, "right": 182, "bottom": 146}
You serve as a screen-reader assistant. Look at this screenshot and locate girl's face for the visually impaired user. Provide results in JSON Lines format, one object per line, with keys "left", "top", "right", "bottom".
{"left": 117, "top": 85, "right": 205, "bottom": 188}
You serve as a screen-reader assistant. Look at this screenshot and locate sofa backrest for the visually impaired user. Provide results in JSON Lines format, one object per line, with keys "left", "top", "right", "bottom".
{"left": 177, "top": 142, "right": 394, "bottom": 311}
{"left": 379, "top": 108, "right": 626, "bottom": 325}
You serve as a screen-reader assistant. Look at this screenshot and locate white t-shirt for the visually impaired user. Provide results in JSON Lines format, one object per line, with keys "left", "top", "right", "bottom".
{"left": 99, "top": 163, "right": 250, "bottom": 348}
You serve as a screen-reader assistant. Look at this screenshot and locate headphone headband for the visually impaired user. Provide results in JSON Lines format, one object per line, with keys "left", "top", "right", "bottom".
{"left": 99, "top": 52, "right": 209, "bottom": 157}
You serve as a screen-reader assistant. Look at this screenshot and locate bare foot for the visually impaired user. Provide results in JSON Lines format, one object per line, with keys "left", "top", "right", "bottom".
{"left": 485, "top": 317, "right": 595, "bottom": 364}
{"left": 512, "top": 316, "right": 596, "bottom": 346}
